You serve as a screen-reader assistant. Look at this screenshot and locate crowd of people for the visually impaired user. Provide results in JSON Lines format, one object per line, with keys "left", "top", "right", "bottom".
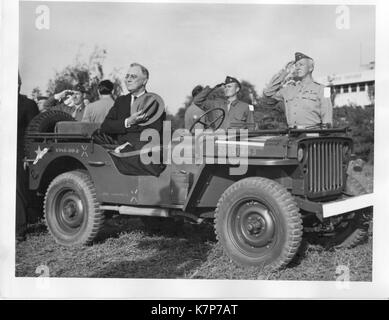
{"left": 16, "top": 52, "right": 334, "bottom": 241}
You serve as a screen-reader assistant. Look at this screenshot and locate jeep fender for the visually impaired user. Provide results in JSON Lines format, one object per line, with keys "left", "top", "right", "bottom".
{"left": 183, "top": 160, "right": 299, "bottom": 212}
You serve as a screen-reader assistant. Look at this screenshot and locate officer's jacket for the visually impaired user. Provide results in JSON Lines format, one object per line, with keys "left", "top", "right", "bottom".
{"left": 263, "top": 69, "right": 333, "bottom": 128}
{"left": 194, "top": 86, "right": 255, "bottom": 130}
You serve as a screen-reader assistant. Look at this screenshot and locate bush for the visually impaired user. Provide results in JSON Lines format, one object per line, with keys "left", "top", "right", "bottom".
{"left": 333, "top": 105, "right": 374, "bottom": 163}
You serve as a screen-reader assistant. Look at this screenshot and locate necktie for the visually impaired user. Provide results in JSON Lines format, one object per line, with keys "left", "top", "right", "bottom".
{"left": 131, "top": 95, "right": 138, "bottom": 108}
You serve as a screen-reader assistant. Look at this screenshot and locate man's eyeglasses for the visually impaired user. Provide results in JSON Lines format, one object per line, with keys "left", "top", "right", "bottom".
{"left": 125, "top": 74, "right": 140, "bottom": 80}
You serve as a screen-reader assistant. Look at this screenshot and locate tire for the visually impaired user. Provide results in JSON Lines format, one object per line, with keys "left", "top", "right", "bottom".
{"left": 44, "top": 170, "right": 104, "bottom": 246}
{"left": 24, "top": 108, "right": 74, "bottom": 156}
{"left": 326, "top": 176, "right": 371, "bottom": 249}
{"left": 215, "top": 177, "right": 303, "bottom": 270}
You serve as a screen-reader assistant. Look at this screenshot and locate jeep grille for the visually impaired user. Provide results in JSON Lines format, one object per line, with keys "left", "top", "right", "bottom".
{"left": 303, "top": 140, "right": 350, "bottom": 198}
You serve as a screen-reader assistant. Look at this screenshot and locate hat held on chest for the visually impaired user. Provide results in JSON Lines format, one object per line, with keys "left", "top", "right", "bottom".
{"left": 131, "top": 92, "right": 165, "bottom": 126}
{"left": 224, "top": 76, "right": 241, "bottom": 88}
{"left": 295, "top": 52, "right": 313, "bottom": 63}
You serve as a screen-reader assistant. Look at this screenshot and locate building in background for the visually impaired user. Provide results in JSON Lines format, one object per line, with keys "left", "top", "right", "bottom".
{"left": 317, "top": 61, "right": 375, "bottom": 108}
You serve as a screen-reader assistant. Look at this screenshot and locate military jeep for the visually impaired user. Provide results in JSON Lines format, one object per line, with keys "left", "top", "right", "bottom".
{"left": 23, "top": 108, "right": 373, "bottom": 270}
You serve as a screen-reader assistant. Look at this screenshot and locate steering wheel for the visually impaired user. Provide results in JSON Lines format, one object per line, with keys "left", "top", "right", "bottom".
{"left": 189, "top": 108, "right": 226, "bottom": 133}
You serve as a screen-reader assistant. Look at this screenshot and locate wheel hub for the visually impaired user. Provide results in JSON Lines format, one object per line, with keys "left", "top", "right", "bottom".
{"left": 246, "top": 216, "right": 265, "bottom": 235}
{"left": 59, "top": 192, "right": 84, "bottom": 229}
{"left": 233, "top": 200, "right": 276, "bottom": 249}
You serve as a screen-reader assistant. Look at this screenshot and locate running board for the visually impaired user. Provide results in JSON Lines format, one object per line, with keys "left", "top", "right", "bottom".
{"left": 100, "top": 205, "right": 170, "bottom": 217}
{"left": 99, "top": 205, "right": 205, "bottom": 223}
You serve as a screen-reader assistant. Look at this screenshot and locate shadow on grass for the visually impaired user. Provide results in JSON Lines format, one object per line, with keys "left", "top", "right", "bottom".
{"left": 90, "top": 235, "right": 213, "bottom": 278}
{"left": 142, "top": 221, "right": 217, "bottom": 243}
{"left": 93, "top": 215, "right": 144, "bottom": 244}
{"left": 94, "top": 216, "right": 216, "bottom": 245}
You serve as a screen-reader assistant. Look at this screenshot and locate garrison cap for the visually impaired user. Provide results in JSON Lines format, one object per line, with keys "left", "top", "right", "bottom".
{"left": 192, "top": 85, "right": 204, "bottom": 98}
{"left": 224, "top": 76, "right": 241, "bottom": 88}
{"left": 72, "top": 83, "right": 86, "bottom": 93}
{"left": 295, "top": 52, "right": 313, "bottom": 63}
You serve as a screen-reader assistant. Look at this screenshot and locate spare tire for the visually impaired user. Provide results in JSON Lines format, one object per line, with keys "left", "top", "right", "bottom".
{"left": 24, "top": 108, "right": 75, "bottom": 157}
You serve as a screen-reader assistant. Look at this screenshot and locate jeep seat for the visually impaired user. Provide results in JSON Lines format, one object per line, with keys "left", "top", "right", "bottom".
{"left": 55, "top": 121, "right": 101, "bottom": 137}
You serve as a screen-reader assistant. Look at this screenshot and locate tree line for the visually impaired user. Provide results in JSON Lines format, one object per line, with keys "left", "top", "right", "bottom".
{"left": 31, "top": 47, "right": 374, "bottom": 163}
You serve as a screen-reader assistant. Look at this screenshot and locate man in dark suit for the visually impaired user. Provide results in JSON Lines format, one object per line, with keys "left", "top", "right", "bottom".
{"left": 101, "top": 63, "right": 165, "bottom": 149}
{"left": 17, "top": 73, "right": 39, "bottom": 241}
{"left": 100, "top": 63, "right": 166, "bottom": 175}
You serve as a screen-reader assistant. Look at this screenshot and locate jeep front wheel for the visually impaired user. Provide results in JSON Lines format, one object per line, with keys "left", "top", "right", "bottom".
{"left": 215, "top": 177, "right": 303, "bottom": 270}
{"left": 44, "top": 170, "right": 104, "bottom": 246}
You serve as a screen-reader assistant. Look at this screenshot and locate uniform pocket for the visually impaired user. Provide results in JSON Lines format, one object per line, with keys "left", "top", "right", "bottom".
{"left": 301, "top": 91, "right": 319, "bottom": 102}
{"left": 233, "top": 113, "right": 247, "bottom": 122}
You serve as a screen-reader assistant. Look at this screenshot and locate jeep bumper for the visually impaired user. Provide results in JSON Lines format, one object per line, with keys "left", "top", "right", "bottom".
{"left": 295, "top": 193, "right": 374, "bottom": 220}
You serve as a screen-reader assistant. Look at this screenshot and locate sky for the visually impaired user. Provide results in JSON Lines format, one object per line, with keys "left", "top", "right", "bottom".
{"left": 19, "top": 1, "right": 375, "bottom": 114}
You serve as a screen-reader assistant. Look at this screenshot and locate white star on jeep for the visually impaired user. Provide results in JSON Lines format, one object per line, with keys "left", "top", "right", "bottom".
{"left": 33, "top": 145, "right": 49, "bottom": 165}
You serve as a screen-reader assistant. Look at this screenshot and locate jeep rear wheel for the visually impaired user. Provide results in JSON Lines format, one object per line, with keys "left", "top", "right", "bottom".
{"left": 215, "top": 177, "right": 302, "bottom": 270}
{"left": 44, "top": 170, "right": 104, "bottom": 246}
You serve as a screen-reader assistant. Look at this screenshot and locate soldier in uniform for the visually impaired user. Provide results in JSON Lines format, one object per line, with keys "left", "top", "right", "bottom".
{"left": 44, "top": 84, "right": 87, "bottom": 121}
{"left": 184, "top": 85, "right": 207, "bottom": 130}
{"left": 263, "top": 52, "right": 333, "bottom": 128}
{"left": 194, "top": 76, "right": 255, "bottom": 130}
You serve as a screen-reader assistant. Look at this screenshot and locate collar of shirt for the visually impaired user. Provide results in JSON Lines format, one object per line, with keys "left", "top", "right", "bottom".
{"left": 73, "top": 103, "right": 84, "bottom": 112}
{"left": 226, "top": 99, "right": 239, "bottom": 110}
{"left": 299, "top": 76, "right": 314, "bottom": 87}
{"left": 131, "top": 90, "right": 146, "bottom": 104}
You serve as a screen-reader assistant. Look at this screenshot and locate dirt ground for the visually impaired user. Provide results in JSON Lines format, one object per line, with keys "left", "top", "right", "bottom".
{"left": 15, "top": 165, "right": 374, "bottom": 281}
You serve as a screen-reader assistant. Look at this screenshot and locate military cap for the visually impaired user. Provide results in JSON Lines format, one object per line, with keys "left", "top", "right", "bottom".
{"left": 224, "top": 76, "right": 241, "bottom": 88}
{"left": 72, "top": 83, "right": 86, "bottom": 93}
{"left": 295, "top": 52, "right": 313, "bottom": 63}
{"left": 131, "top": 92, "right": 165, "bottom": 126}
{"left": 192, "top": 85, "right": 204, "bottom": 98}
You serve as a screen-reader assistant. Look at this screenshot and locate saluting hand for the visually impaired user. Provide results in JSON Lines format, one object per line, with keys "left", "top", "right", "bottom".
{"left": 284, "top": 60, "right": 295, "bottom": 73}
{"left": 56, "top": 89, "right": 74, "bottom": 100}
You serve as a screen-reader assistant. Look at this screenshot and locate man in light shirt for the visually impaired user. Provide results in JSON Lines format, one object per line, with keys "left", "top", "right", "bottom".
{"left": 44, "top": 84, "right": 87, "bottom": 121}
{"left": 82, "top": 80, "right": 114, "bottom": 123}
{"left": 194, "top": 76, "right": 255, "bottom": 130}
{"left": 263, "top": 52, "right": 333, "bottom": 129}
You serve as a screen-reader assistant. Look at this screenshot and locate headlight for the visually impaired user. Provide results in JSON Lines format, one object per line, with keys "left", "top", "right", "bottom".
{"left": 297, "top": 147, "right": 304, "bottom": 162}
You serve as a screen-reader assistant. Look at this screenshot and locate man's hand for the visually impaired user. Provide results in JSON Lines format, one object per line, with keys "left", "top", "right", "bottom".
{"left": 282, "top": 60, "right": 296, "bottom": 84}
{"left": 125, "top": 110, "right": 147, "bottom": 128}
{"left": 284, "top": 60, "right": 295, "bottom": 73}
{"left": 54, "top": 89, "right": 74, "bottom": 101}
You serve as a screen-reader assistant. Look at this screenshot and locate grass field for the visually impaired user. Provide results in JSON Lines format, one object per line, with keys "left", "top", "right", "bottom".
{"left": 15, "top": 165, "right": 373, "bottom": 281}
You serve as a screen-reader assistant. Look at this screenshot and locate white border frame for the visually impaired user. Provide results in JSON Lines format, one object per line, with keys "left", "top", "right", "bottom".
{"left": 1, "top": 0, "right": 389, "bottom": 299}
